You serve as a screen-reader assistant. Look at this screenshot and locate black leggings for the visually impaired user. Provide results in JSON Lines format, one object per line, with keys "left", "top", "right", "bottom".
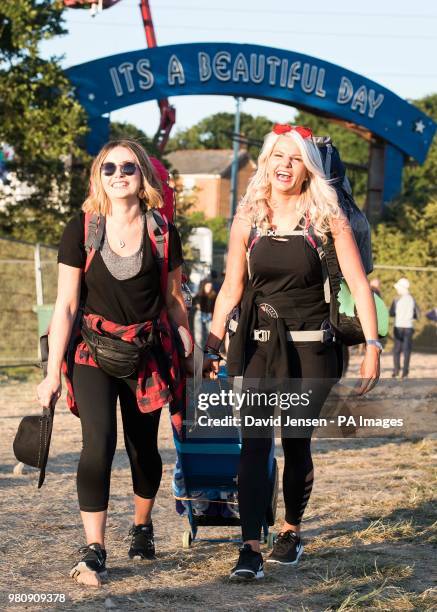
{"left": 72, "top": 364, "right": 162, "bottom": 512}
{"left": 238, "top": 341, "right": 340, "bottom": 541}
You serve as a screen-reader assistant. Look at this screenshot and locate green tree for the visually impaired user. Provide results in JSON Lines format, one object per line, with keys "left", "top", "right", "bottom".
{"left": 110, "top": 121, "right": 163, "bottom": 160}
{"left": 402, "top": 94, "right": 437, "bottom": 208}
{"left": 167, "top": 112, "right": 272, "bottom": 160}
{"left": 185, "top": 211, "right": 228, "bottom": 248}
{"left": 0, "top": 0, "right": 88, "bottom": 244}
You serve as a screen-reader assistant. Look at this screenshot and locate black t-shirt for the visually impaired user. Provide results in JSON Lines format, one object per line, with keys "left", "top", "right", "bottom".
{"left": 57, "top": 213, "right": 183, "bottom": 325}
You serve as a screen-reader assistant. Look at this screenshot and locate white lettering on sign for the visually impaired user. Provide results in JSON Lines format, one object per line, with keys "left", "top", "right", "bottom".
{"left": 280, "top": 59, "right": 288, "bottom": 88}
{"left": 351, "top": 85, "right": 368, "bottom": 114}
{"left": 213, "top": 51, "right": 231, "bottom": 81}
{"left": 233, "top": 53, "right": 249, "bottom": 82}
{"left": 250, "top": 53, "right": 265, "bottom": 83}
{"left": 168, "top": 54, "right": 185, "bottom": 85}
{"left": 301, "top": 63, "right": 318, "bottom": 93}
{"left": 109, "top": 67, "right": 123, "bottom": 97}
{"left": 198, "top": 52, "right": 212, "bottom": 82}
{"left": 105, "top": 50, "right": 382, "bottom": 120}
{"left": 337, "top": 76, "right": 384, "bottom": 118}
{"left": 266, "top": 56, "right": 281, "bottom": 85}
{"left": 137, "top": 59, "right": 154, "bottom": 90}
{"left": 118, "top": 62, "right": 135, "bottom": 93}
{"left": 337, "top": 76, "right": 354, "bottom": 104}
{"left": 287, "top": 62, "right": 301, "bottom": 88}
{"left": 315, "top": 68, "right": 326, "bottom": 97}
{"left": 368, "top": 89, "right": 384, "bottom": 118}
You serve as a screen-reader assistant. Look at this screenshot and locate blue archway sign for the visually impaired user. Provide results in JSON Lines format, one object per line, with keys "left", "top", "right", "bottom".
{"left": 66, "top": 42, "right": 436, "bottom": 201}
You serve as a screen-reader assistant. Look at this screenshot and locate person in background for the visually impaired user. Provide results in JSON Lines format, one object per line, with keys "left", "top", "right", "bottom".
{"left": 390, "top": 278, "right": 419, "bottom": 379}
{"left": 210, "top": 269, "right": 223, "bottom": 293}
{"left": 426, "top": 307, "right": 437, "bottom": 323}
{"left": 193, "top": 278, "right": 217, "bottom": 346}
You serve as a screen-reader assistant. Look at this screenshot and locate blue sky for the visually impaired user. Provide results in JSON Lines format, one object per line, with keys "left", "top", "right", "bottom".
{"left": 40, "top": 0, "right": 437, "bottom": 137}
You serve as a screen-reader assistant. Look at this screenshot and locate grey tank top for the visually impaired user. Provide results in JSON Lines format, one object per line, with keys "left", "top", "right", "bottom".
{"left": 100, "top": 215, "right": 145, "bottom": 280}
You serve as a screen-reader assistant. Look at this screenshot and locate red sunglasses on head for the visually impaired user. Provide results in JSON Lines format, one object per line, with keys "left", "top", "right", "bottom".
{"left": 272, "top": 124, "right": 313, "bottom": 139}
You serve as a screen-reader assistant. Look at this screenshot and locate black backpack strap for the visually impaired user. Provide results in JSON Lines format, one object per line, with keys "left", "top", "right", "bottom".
{"left": 321, "top": 233, "right": 343, "bottom": 304}
{"left": 306, "top": 225, "right": 331, "bottom": 304}
{"left": 324, "top": 142, "right": 333, "bottom": 177}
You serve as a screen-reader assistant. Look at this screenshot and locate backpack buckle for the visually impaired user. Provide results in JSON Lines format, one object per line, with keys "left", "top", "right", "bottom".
{"left": 253, "top": 329, "right": 270, "bottom": 342}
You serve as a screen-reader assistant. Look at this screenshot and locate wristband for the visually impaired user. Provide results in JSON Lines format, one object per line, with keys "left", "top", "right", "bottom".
{"left": 204, "top": 333, "right": 223, "bottom": 353}
{"left": 366, "top": 339, "right": 383, "bottom": 352}
{"left": 203, "top": 346, "right": 223, "bottom": 361}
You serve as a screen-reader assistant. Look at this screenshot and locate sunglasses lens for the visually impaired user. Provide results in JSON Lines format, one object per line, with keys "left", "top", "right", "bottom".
{"left": 101, "top": 162, "right": 116, "bottom": 176}
{"left": 121, "top": 162, "right": 137, "bottom": 175}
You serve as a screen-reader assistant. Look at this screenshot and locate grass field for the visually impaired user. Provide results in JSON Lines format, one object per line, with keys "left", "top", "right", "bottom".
{"left": 0, "top": 353, "right": 436, "bottom": 611}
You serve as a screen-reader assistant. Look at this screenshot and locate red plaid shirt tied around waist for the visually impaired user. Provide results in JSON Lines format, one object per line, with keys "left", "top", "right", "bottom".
{"left": 62, "top": 311, "right": 184, "bottom": 432}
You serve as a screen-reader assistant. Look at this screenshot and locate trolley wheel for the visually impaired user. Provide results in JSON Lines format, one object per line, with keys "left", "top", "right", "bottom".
{"left": 182, "top": 530, "right": 193, "bottom": 548}
{"left": 266, "top": 532, "right": 275, "bottom": 549}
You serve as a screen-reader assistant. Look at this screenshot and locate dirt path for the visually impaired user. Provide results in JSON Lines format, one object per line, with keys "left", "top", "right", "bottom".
{"left": 0, "top": 353, "right": 436, "bottom": 611}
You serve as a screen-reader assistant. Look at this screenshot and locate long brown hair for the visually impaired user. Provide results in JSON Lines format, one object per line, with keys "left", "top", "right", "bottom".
{"left": 82, "top": 139, "right": 163, "bottom": 215}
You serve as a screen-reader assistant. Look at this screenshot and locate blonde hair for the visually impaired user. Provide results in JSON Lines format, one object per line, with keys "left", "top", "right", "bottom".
{"left": 82, "top": 139, "right": 163, "bottom": 215}
{"left": 238, "top": 130, "right": 341, "bottom": 239}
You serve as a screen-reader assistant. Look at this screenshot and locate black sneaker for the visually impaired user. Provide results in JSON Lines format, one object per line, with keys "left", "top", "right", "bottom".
{"left": 267, "top": 530, "right": 303, "bottom": 565}
{"left": 128, "top": 523, "right": 155, "bottom": 560}
{"left": 230, "top": 544, "right": 264, "bottom": 580}
{"left": 70, "top": 543, "right": 107, "bottom": 581}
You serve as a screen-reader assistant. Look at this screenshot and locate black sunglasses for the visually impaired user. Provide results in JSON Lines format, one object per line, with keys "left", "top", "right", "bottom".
{"left": 101, "top": 162, "right": 138, "bottom": 176}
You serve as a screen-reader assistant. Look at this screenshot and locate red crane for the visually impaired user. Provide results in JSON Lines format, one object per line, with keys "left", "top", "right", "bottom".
{"left": 139, "top": 0, "right": 176, "bottom": 151}
{"left": 63, "top": 0, "right": 176, "bottom": 151}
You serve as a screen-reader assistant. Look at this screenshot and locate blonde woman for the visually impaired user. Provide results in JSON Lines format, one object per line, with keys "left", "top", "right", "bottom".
{"left": 204, "top": 125, "right": 380, "bottom": 579}
{"left": 37, "top": 140, "right": 190, "bottom": 586}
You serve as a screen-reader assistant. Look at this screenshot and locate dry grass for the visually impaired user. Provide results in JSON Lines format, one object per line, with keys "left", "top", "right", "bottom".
{"left": 0, "top": 354, "right": 436, "bottom": 611}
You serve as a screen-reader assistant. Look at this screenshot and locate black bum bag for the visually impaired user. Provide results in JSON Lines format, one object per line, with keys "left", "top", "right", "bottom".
{"left": 81, "top": 325, "right": 155, "bottom": 378}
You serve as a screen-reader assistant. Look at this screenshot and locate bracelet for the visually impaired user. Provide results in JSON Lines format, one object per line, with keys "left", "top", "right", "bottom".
{"left": 366, "top": 339, "right": 383, "bottom": 352}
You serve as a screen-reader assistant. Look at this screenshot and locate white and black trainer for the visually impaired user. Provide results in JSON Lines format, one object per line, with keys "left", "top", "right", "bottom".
{"left": 70, "top": 543, "right": 108, "bottom": 585}
{"left": 230, "top": 543, "right": 264, "bottom": 580}
{"left": 267, "top": 530, "right": 304, "bottom": 565}
{"left": 128, "top": 523, "right": 155, "bottom": 560}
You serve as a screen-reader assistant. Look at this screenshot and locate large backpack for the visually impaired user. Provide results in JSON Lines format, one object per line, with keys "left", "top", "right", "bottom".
{"left": 150, "top": 157, "right": 176, "bottom": 222}
{"left": 313, "top": 136, "right": 373, "bottom": 274}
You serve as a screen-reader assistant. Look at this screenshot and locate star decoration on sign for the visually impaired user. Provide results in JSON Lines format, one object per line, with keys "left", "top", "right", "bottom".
{"left": 413, "top": 120, "right": 425, "bottom": 134}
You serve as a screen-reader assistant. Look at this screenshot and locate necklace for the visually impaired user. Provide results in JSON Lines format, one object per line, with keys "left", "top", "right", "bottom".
{"left": 108, "top": 214, "right": 144, "bottom": 249}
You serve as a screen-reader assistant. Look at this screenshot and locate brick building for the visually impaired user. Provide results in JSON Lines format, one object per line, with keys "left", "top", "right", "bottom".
{"left": 165, "top": 149, "right": 256, "bottom": 218}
